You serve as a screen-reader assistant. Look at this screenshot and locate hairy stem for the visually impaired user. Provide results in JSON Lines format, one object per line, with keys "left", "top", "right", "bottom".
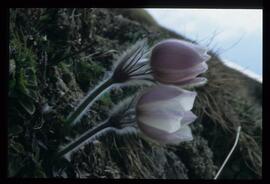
{"left": 214, "top": 126, "right": 242, "bottom": 179}
{"left": 65, "top": 77, "right": 115, "bottom": 126}
{"left": 55, "top": 120, "right": 112, "bottom": 159}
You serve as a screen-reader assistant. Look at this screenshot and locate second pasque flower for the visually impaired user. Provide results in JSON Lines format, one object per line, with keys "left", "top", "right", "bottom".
{"left": 136, "top": 85, "right": 197, "bottom": 145}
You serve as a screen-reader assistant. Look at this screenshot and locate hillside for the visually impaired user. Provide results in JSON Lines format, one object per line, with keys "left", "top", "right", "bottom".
{"left": 8, "top": 8, "right": 262, "bottom": 179}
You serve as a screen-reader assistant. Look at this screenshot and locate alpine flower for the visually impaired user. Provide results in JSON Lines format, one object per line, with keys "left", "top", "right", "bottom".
{"left": 150, "top": 39, "right": 211, "bottom": 87}
{"left": 136, "top": 85, "right": 197, "bottom": 145}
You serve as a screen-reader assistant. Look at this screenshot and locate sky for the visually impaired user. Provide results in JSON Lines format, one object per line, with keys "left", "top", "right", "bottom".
{"left": 145, "top": 9, "right": 262, "bottom": 82}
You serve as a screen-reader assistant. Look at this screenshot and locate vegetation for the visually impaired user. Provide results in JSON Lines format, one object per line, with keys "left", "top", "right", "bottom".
{"left": 8, "top": 8, "right": 261, "bottom": 178}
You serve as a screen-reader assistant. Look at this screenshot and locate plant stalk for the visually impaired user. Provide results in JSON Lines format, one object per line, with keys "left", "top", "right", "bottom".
{"left": 214, "top": 126, "right": 241, "bottom": 180}
{"left": 65, "top": 76, "right": 115, "bottom": 126}
{"left": 55, "top": 120, "right": 112, "bottom": 159}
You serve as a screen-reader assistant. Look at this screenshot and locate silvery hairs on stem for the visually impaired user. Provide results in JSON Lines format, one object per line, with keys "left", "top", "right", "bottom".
{"left": 57, "top": 96, "right": 138, "bottom": 160}
{"left": 65, "top": 39, "right": 154, "bottom": 126}
{"left": 111, "top": 38, "right": 153, "bottom": 85}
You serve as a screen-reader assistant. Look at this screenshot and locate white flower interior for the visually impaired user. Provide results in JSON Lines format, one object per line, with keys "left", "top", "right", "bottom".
{"left": 137, "top": 90, "right": 196, "bottom": 133}
{"left": 173, "top": 125, "right": 193, "bottom": 142}
{"left": 138, "top": 114, "right": 182, "bottom": 133}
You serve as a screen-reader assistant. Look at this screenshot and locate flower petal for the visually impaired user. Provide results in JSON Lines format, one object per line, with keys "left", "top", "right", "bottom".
{"left": 138, "top": 113, "right": 182, "bottom": 133}
{"left": 137, "top": 87, "right": 196, "bottom": 112}
{"left": 137, "top": 94, "right": 184, "bottom": 111}
{"left": 136, "top": 85, "right": 197, "bottom": 143}
{"left": 150, "top": 39, "right": 210, "bottom": 85}
{"left": 175, "top": 89, "right": 197, "bottom": 111}
{"left": 200, "top": 53, "right": 211, "bottom": 63}
{"left": 137, "top": 89, "right": 185, "bottom": 133}
{"left": 138, "top": 121, "right": 193, "bottom": 145}
{"left": 181, "top": 111, "right": 197, "bottom": 126}
{"left": 136, "top": 85, "right": 183, "bottom": 105}
{"left": 177, "top": 77, "right": 208, "bottom": 88}
{"left": 152, "top": 62, "right": 208, "bottom": 84}
{"left": 181, "top": 41, "right": 211, "bottom": 62}
{"left": 169, "top": 125, "right": 194, "bottom": 144}
{"left": 150, "top": 39, "right": 206, "bottom": 70}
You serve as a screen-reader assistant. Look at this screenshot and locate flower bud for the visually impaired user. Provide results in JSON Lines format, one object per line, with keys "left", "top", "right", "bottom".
{"left": 150, "top": 39, "right": 211, "bottom": 87}
{"left": 136, "top": 85, "right": 197, "bottom": 145}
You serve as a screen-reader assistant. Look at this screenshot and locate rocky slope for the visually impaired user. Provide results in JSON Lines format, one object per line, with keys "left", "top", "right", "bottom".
{"left": 8, "top": 8, "right": 262, "bottom": 179}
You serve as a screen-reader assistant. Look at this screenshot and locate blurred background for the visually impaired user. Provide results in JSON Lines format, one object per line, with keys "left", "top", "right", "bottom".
{"left": 145, "top": 9, "right": 262, "bottom": 82}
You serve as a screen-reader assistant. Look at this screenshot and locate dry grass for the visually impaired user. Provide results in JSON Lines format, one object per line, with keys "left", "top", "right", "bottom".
{"left": 8, "top": 8, "right": 261, "bottom": 178}
{"left": 192, "top": 55, "right": 262, "bottom": 177}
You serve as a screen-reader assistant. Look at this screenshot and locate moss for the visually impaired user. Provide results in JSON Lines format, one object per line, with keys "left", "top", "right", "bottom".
{"left": 113, "top": 9, "right": 158, "bottom": 27}
{"left": 16, "top": 68, "right": 29, "bottom": 95}
{"left": 75, "top": 59, "right": 105, "bottom": 92}
{"left": 8, "top": 8, "right": 261, "bottom": 179}
{"left": 9, "top": 31, "right": 39, "bottom": 115}
{"left": 10, "top": 33, "right": 38, "bottom": 90}
{"left": 58, "top": 62, "right": 70, "bottom": 74}
{"left": 99, "top": 92, "right": 113, "bottom": 106}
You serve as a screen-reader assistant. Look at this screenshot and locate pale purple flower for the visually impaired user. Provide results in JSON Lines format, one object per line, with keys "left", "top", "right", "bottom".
{"left": 136, "top": 85, "right": 197, "bottom": 145}
{"left": 150, "top": 39, "right": 211, "bottom": 87}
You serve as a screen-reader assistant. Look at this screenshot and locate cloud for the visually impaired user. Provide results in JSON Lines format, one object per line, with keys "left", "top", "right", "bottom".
{"left": 222, "top": 59, "right": 262, "bottom": 82}
{"left": 145, "top": 9, "right": 262, "bottom": 43}
{"left": 145, "top": 8, "right": 262, "bottom": 76}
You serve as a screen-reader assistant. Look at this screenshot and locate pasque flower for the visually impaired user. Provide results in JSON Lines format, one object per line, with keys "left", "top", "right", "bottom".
{"left": 150, "top": 39, "right": 211, "bottom": 87}
{"left": 136, "top": 85, "right": 197, "bottom": 145}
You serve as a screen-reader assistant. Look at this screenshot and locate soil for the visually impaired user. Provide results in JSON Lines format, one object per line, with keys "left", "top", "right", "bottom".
{"left": 8, "top": 8, "right": 262, "bottom": 179}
